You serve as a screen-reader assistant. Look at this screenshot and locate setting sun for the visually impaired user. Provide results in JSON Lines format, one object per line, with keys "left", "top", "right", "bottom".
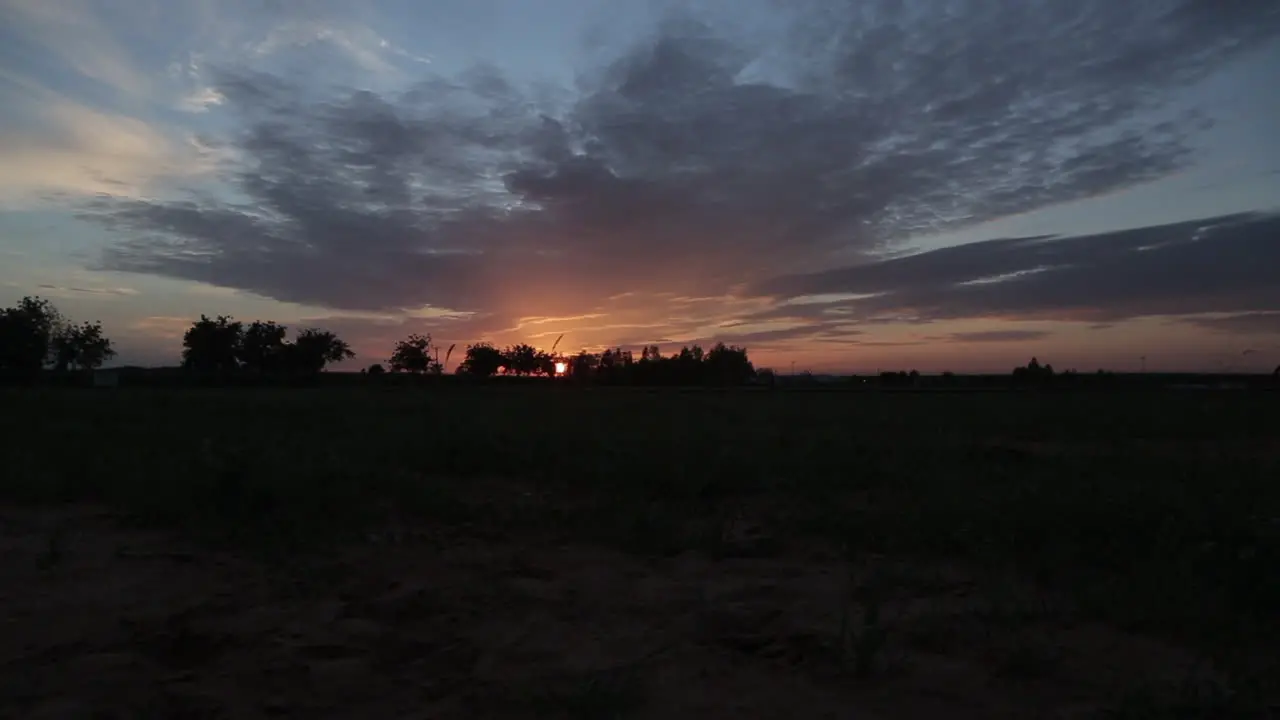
{"left": 554, "top": 361, "right": 568, "bottom": 376}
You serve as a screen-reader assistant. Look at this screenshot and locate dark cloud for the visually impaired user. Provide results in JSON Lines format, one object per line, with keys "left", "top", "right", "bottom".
{"left": 752, "top": 212, "right": 1280, "bottom": 325}
{"left": 83, "top": 0, "right": 1280, "bottom": 341}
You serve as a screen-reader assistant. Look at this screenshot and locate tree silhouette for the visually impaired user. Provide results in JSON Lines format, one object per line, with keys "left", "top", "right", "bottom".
{"left": 366, "top": 363, "right": 386, "bottom": 375}
{"left": 503, "top": 344, "right": 540, "bottom": 376}
{"left": 389, "top": 333, "right": 438, "bottom": 374}
{"left": 240, "top": 321, "right": 289, "bottom": 374}
{"left": 287, "top": 328, "right": 353, "bottom": 374}
{"left": 168, "top": 315, "right": 764, "bottom": 386}
{"left": 1012, "top": 357, "right": 1056, "bottom": 385}
{"left": 460, "top": 342, "right": 505, "bottom": 377}
{"left": 0, "top": 296, "right": 65, "bottom": 372}
{"left": 180, "top": 316, "right": 351, "bottom": 376}
{"left": 556, "top": 343, "right": 761, "bottom": 386}
{"left": 1, "top": 297, "right": 117, "bottom": 376}
{"left": 51, "top": 321, "right": 115, "bottom": 371}
{"left": 705, "top": 342, "right": 755, "bottom": 385}
{"left": 634, "top": 344, "right": 670, "bottom": 384}
{"left": 568, "top": 350, "right": 597, "bottom": 378}
{"left": 182, "top": 315, "right": 243, "bottom": 373}
{"left": 879, "top": 370, "right": 915, "bottom": 387}
{"left": 672, "top": 345, "right": 705, "bottom": 384}
{"left": 591, "top": 347, "right": 635, "bottom": 383}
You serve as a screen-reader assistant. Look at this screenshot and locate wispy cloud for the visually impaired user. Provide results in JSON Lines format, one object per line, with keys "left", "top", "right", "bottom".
{"left": 126, "top": 315, "right": 193, "bottom": 339}
{"left": 0, "top": 70, "right": 217, "bottom": 204}
{"left": 176, "top": 86, "right": 225, "bottom": 112}
{"left": 0, "top": 0, "right": 154, "bottom": 98}
{"left": 753, "top": 212, "right": 1280, "bottom": 326}
{"left": 249, "top": 20, "right": 431, "bottom": 82}
{"left": 35, "top": 282, "right": 138, "bottom": 298}
{"left": 1182, "top": 312, "right": 1280, "bottom": 336}
{"left": 167, "top": 54, "right": 225, "bottom": 112}
{"left": 943, "top": 330, "right": 1052, "bottom": 343}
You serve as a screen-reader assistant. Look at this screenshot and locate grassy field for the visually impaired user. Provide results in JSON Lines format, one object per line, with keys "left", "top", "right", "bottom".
{"left": 2, "top": 386, "right": 1278, "bottom": 717}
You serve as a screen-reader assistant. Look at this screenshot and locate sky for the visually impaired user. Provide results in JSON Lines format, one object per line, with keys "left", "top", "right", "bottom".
{"left": 1, "top": 0, "right": 1279, "bottom": 374}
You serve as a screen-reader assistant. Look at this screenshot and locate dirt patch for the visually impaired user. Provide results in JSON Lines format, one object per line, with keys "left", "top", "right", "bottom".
{"left": 0, "top": 504, "right": 1251, "bottom": 719}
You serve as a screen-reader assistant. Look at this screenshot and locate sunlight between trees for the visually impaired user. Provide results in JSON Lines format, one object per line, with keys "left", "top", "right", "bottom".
{"left": 15, "top": 299, "right": 1215, "bottom": 386}
{"left": 169, "top": 312, "right": 758, "bottom": 385}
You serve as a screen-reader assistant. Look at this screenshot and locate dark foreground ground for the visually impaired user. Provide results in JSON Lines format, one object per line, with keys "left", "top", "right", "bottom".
{"left": 2, "top": 387, "right": 1278, "bottom": 718}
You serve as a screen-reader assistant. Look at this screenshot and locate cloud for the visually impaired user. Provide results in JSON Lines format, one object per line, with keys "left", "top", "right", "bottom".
{"left": 168, "top": 56, "right": 226, "bottom": 112}
{"left": 124, "top": 315, "right": 192, "bottom": 340}
{"left": 177, "top": 87, "right": 225, "bottom": 112}
{"left": 0, "top": 71, "right": 216, "bottom": 203}
{"left": 0, "top": 0, "right": 154, "bottom": 98}
{"left": 35, "top": 283, "right": 138, "bottom": 298}
{"left": 2, "top": 0, "right": 433, "bottom": 118}
{"left": 250, "top": 20, "right": 431, "bottom": 79}
{"left": 942, "top": 330, "right": 1052, "bottom": 343}
{"left": 1182, "top": 312, "right": 1280, "bottom": 336}
{"left": 753, "top": 212, "right": 1280, "bottom": 325}
{"left": 83, "top": 1, "right": 1280, "bottom": 345}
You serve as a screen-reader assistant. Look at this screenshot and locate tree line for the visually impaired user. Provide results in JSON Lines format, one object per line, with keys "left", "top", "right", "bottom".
{"left": 14, "top": 297, "right": 1269, "bottom": 387}
{"left": 168, "top": 310, "right": 762, "bottom": 386}
{"left": 379, "top": 336, "right": 757, "bottom": 385}
{"left": 0, "top": 297, "right": 115, "bottom": 374}
{"left": 180, "top": 315, "right": 354, "bottom": 375}
{"left": 0, "top": 299, "right": 760, "bottom": 385}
